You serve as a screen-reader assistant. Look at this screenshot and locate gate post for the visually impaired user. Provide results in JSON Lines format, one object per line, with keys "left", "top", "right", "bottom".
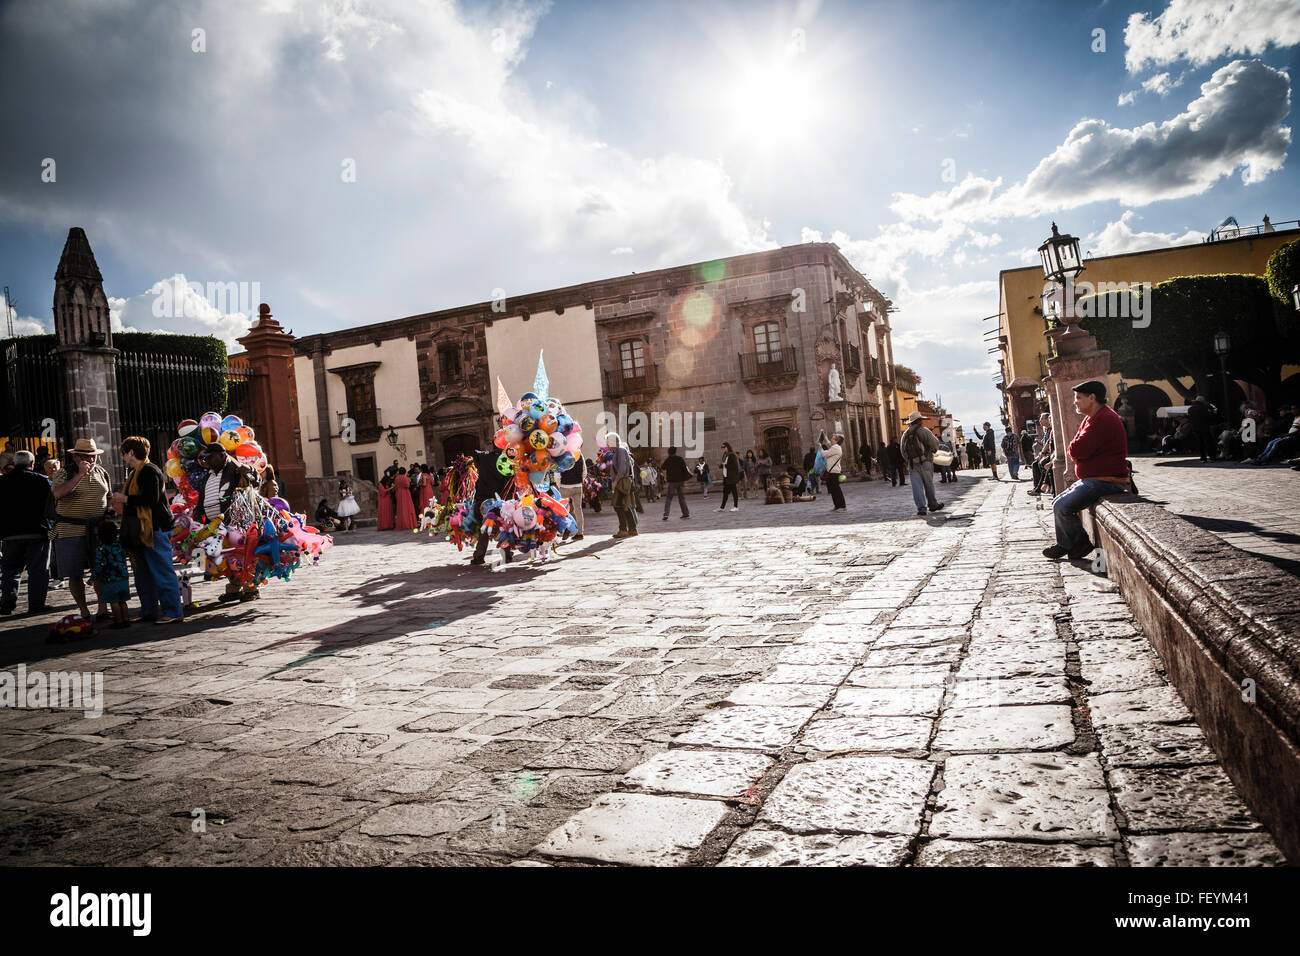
{"left": 237, "top": 304, "right": 308, "bottom": 510}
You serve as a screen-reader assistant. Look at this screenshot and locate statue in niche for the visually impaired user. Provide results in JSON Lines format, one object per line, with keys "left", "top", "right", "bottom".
{"left": 827, "top": 363, "right": 842, "bottom": 402}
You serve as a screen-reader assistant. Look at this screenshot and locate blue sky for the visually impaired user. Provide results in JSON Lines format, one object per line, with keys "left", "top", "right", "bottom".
{"left": 1, "top": 0, "right": 1297, "bottom": 431}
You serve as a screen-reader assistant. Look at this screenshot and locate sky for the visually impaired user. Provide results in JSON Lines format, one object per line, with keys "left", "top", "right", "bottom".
{"left": 1, "top": 0, "right": 1298, "bottom": 432}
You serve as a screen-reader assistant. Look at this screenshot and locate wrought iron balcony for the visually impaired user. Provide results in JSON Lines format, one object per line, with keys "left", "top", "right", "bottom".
{"left": 739, "top": 348, "right": 800, "bottom": 391}
{"left": 604, "top": 364, "right": 660, "bottom": 399}
{"left": 845, "top": 343, "right": 862, "bottom": 374}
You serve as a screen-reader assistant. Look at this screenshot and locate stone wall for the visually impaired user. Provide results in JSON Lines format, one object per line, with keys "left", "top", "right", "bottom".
{"left": 307, "top": 476, "right": 377, "bottom": 527}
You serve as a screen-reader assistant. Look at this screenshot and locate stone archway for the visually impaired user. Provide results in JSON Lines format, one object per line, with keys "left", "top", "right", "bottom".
{"left": 442, "top": 433, "right": 478, "bottom": 464}
{"left": 1121, "top": 383, "right": 1171, "bottom": 452}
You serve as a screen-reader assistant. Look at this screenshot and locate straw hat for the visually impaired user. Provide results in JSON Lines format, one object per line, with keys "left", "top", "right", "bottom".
{"left": 71, "top": 438, "right": 104, "bottom": 456}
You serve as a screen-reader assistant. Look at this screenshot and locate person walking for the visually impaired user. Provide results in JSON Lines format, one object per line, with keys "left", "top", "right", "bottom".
{"left": 1187, "top": 395, "right": 1215, "bottom": 463}
{"left": 820, "top": 431, "right": 846, "bottom": 511}
{"left": 661, "top": 446, "right": 691, "bottom": 520}
{"left": 1043, "top": 381, "right": 1130, "bottom": 560}
{"left": 717, "top": 442, "right": 742, "bottom": 512}
{"left": 901, "top": 412, "right": 944, "bottom": 516}
{"left": 1001, "top": 430, "right": 1021, "bottom": 480}
{"left": 468, "top": 448, "right": 515, "bottom": 565}
{"left": 394, "top": 468, "right": 418, "bottom": 530}
{"left": 741, "top": 450, "right": 757, "bottom": 499}
{"left": 337, "top": 480, "right": 359, "bottom": 532}
{"left": 608, "top": 433, "right": 639, "bottom": 538}
{"left": 557, "top": 453, "right": 587, "bottom": 541}
{"left": 418, "top": 465, "right": 436, "bottom": 512}
{"left": 1020, "top": 427, "right": 1035, "bottom": 471}
{"left": 886, "top": 438, "right": 905, "bottom": 489}
{"left": 196, "top": 442, "right": 261, "bottom": 603}
{"left": 695, "top": 458, "right": 711, "bottom": 497}
{"left": 0, "top": 450, "right": 53, "bottom": 617}
{"left": 50, "top": 438, "right": 112, "bottom": 626}
{"left": 114, "top": 436, "right": 182, "bottom": 624}
{"left": 876, "top": 441, "right": 892, "bottom": 486}
{"left": 376, "top": 474, "right": 395, "bottom": 530}
{"left": 975, "top": 422, "right": 999, "bottom": 479}
{"left": 859, "top": 442, "right": 874, "bottom": 480}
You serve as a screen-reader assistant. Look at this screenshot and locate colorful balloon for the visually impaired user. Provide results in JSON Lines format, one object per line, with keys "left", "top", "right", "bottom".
{"left": 164, "top": 458, "right": 184, "bottom": 479}
{"left": 219, "top": 430, "right": 241, "bottom": 452}
{"left": 178, "top": 436, "right": 201, "bottom": 459}
{"left": 528, "top": 429, "right": 550, "bottom": 451}
{"left": 177, "top": 419, "right": 199, "bottom": 438}
{"left": 220, "top": 415, "right": 243, "bottom": 432}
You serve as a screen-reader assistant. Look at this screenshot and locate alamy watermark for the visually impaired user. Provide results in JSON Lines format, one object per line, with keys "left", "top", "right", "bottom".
{"left": 595, "top": 404, "right": 705, "bottom": 458}
{"left": 1044, "top": 280, "right": 1152, "bottom": 328}
{"left": 1, "top": 664, "right": 103, "bottom": 718}
{"left": 151, "top": 277, "right": 261, "bottom": 319}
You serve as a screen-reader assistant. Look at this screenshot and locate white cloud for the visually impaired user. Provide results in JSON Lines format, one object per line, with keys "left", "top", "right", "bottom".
{"left": 1142, "top": 71, "right": 1184, "bottom": 96}
{"left": 609, "top": 246, "right": 634, "bottom": 255}
{"left": 1084, "top": 211, "right": 1206, "bottom": 257}
{"left": 1118, "top": 90, "right": 1138, "bottom": 107}
{"left": 1125, "top": 0, "right": 1300, "bottom": 73}
{"left": 107, "top": 275, "right": 256, "bottom": 351}
{"left": 889, "top": 59, "right": 1291, "bottom": 223}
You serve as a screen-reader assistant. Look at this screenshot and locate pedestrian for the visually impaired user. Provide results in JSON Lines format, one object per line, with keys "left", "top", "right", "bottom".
{"left": 1001, "top": 430, "right": 1021, "bottom": 480}
{"left": 88, "top": 520, "right": 131, "bottom": 629}
{"left": 901, "top": 411, "right": 944, "bottom": 516}
{"left": 337, "top": 480, "right": 359, "bottom": 532}
{"left": 886, "top": 439, "right": 905, "bottom": 488}
{"left": 468, "top": 448, "right": 515, "bottom": 565}
{"left": 974, "top": 422, "right": 999, "bottom": 479}
{"left": 660, "top": 445, "right": 691, "bottom": 520}
{"left": 195, "top": 441, "right": 261, "bottom": 603}
{"left": 1187, "top": 396, "right": 1215, "bottom": 463}
{"left": 876, "top": 441, "right": 891, "bottom": 485}
{"left": 394, "top": 467, "right": 418, "bottom": 530}
{"left": 695, "top": 457, "right": 711, "bottom": 497}
{"left": 757, "top": 449, "right": 773, "bottom": 490}
{"left": 40, "top": 456, "right": 63, "bottom": 589}
{"left": 0, "top": 450, "right": 53, "bottom": 617}
{"left": 819, "top": 431, "right": 846, "bottom": 512}
{"left": 717, "top": 441, "right": 742, "bottom": 512}
{"left": 50, "top": 438, "right": 112, "bottom": 627}
{"left": 859, "top": 442, "right": 873, "bottom": 480}
{"left": 1245, "top": 406, "right": 1300, "bottom": 464}
{"left": 259, "top": 463, "right": 280, "bottom": 501}
{"left": 608, "top": 433, "right": 639, "bottom": 538}
{"left": 1020, "top": 427, "right": 1035, "bottom": 469}
{"left": 383, "top": 459, "right": 399, "bottom": 481}
{"left": 1028, "top": 413, "right": 1055, "bottom": 496}
{"left": 1043, "top": 381, "right": 1131, "bottom": 561}
{"left": 0, "top": 440, "right": 15, "bottom": 474}
{"left": 742, "top": 449, "right": 757, "bottom": 499}
{"left": 377, "top": 474, "right": 396, "bottom": 530}
{"left": 966, "top": 439, "right": 980, "bottom": 470}
{"left": 557, "top": 453, "right": 587, "bottom": 541}
{"left": 639, "top": 460, "right": 656, "bottom": 502}
{"left": 114, "top": 435, "right": 183, "bottom": 624}
{"left": 936, "top": 437, "right": 956, "bottom": 483}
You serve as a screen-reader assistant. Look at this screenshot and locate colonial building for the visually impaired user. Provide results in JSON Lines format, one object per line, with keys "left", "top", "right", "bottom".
{"left": 995, "top": 217, "right": 1300, "bottom": 445}
{"left": 291, "top": 243, "right": 901, "bottom": 483}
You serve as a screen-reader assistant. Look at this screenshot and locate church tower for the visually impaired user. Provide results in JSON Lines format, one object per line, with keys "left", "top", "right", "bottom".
{"left": 53, "top": 227, "right": 120, "bottom": 450}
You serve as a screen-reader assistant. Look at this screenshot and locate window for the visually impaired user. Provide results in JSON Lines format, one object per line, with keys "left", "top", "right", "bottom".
{"left": 754, "top": 322, "right": 781, "bottom": 364}
{"left": 620, "top": 339, "right": 646, "bottom": 379}
{"left": 438, "top": 345, "right": 462, "bottom": 382}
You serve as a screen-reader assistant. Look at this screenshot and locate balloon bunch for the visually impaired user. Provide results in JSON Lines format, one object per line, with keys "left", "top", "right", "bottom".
{"left": 492, "top": 390, "right": 583, "bottom": 493}
{"left": 475, "top": 489, "right": 577, "bottom": 559}
{"left": 164, "top": 412, "right": 333, "bottom": 589}
{"left": 417, "top": 455, "right": 478, "bottom": 537}
{"left": 164, "top": 412, "right": 266, "bottom": 508}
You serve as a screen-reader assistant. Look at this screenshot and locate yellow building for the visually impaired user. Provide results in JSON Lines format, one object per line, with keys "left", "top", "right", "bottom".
{"left": 996, "top": 218, "right": 1300, "bottom": 445}
{"left": 895, "top": 365, "right": 919, "bottom": 431}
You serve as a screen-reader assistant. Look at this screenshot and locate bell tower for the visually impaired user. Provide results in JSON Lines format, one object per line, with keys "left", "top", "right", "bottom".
{"left": 53, "top": 227, "right": 121, "bottom": 450}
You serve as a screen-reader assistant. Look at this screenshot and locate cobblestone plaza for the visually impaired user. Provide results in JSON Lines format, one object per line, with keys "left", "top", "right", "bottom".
{"left": 0, "top": 475, "right": 1283, "bottom": 866}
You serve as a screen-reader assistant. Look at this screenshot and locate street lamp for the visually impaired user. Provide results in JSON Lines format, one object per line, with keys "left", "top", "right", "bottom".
{"left": 1212, "top": 329, "right": 1232, "bottom": 420}
{"left": 385, "top": 426, "right": 399, "bottom": 447}
{"left": 1038, "top": 222, "right": 1084, "bottom": 286}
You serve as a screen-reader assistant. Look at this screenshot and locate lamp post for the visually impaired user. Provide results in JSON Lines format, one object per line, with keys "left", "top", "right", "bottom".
{"left": 1212, "top": 329, "right": 1232, "bottom": 422}
{"left": 1038, "top": 222, "right": 1089, "bottom": 356}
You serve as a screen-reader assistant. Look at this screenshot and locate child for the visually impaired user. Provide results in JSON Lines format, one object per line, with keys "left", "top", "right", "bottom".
{"left": 336, "top": 482, "right": 359, "bottom": 532}
{"left": 90, "top": 520, "right": 131, "bottom": 629}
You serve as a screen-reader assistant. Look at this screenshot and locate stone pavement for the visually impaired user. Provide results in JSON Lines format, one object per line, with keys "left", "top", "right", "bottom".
{"left": 1130, "top": 454, "right": 1300, "bottom": 573}
{"left": 0, "top": 475, "right": 1285, "bottom": 866}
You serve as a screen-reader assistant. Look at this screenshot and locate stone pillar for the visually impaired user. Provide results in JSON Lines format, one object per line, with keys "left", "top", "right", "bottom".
{"left": 59, "top": 344, "right": 121, "bottom": 455}
{"left": 312, "top": 341, "right": 335, "bottom": 477}
{"left": 237, "top": 304, "right": 308, "bottom": 509}
{"left": 1044, "top": 298, "right": 1111, "bottom": 491}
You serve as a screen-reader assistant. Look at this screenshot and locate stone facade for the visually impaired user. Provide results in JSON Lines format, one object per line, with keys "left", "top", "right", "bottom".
{"left": 291, "top": 243, "right": 900, "bottom": 479}
{"left": 53, "top": 227, "right": 120, "bottom": 450}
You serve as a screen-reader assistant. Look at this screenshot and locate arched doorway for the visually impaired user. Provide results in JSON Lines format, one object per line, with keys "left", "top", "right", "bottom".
{"left": 442, "top": 433, "right": 478, "bottom": 465}
{"left": 1120, "top": 384, "right": 1171, "bottom": 452}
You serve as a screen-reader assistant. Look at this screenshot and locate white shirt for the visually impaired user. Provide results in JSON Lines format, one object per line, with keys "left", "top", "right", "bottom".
{"left": 203, "top": 472, "right": 222, "bottom": 519}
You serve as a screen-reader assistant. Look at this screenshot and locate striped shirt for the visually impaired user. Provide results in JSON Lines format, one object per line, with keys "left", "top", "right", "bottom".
{"left": 52, "top": 465, "right": 111, "bottom": 538}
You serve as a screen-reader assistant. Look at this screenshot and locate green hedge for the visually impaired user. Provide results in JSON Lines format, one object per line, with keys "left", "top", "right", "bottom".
{"left": 1266, "top": 239, "right": 1300, "bottom": 307}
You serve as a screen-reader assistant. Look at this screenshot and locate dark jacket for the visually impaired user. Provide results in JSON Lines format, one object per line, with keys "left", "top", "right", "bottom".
{"left": 886, "top": 441, "right": 904, "bottom": 468}
{"left": 802, "top": 449, "right": 816, "bottom": 472}
{"left": 0, "top": 467, "right": 53, "bottom": 539}
{"left": 559, "top": 456, "right": 585, "bottom": 485}
{"left": 195, "top": 460, "right": 256, "bottom": 523}
{"left": 1187, "top": 401, "right": 1212, "bottom": 428}
{"left": 471, "top": 450, "right": 513, "bottom": 505}
{"left": 125, "top": 461, "right": 175, "bottom": 533}
{"left": 1020, "top": 433, "right": 1034, "bottom": 461}
{"left": 662, "top": 454, "right": 690, "bottom": 484}
{"left": 721, "top": 452, "right": 742, "bottom": 486}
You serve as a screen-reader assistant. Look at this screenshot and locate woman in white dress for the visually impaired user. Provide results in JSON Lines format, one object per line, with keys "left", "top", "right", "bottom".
{"left": 336, "top": 480, "right": 360, "bottom": 532}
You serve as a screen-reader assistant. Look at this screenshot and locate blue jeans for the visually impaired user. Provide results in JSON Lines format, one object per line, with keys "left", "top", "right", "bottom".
{"left": 1053, "top": 479, "right": 1128, "bottom": 551}
{"left": 909, "top": 461, "right": 939, "bottom": 512}
{"left": 663, "top": 481, "right": 690, "bottom": 517}
{"left": 2, "top": 537, "right": 50, "bottom": 611}
{"left": 1257, "top": 434, "right": 1300, "bottom": 464}
{"left": 134, "top": 529, "right": 182, "bottom": 619}
{"left": 1007, "top": 453, "right": 1020, "bottom": 479}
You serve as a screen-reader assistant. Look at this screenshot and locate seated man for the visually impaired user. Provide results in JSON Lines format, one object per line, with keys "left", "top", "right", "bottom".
{"left": 1044, "top": 381, "right": 1131, "bottom": 561}
{"left": 1246, "top": 406, "right": 1299, "bottom": 465}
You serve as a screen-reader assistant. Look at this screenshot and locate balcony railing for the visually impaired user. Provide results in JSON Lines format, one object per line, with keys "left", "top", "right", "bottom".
{"left": 845, "top": 343, "right": 861, "bottom": 374}
{"left": 739, "top": 347, "right": 800, "bottom": 382}
{"left": 604, "top": 364, "right": 660, "bottom": 398}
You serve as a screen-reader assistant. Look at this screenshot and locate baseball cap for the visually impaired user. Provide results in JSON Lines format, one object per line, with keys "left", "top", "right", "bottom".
{"left": 1072, "top": 380, "right": 1107, "bottom": 403}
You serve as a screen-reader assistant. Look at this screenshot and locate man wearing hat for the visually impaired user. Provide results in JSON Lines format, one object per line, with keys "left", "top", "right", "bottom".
{"left": 1044, "top": 380, "right": 1131, "bottom": 561}
{"left": 900, "top": 411, "right": 944, "bottom": 516}
{"left": 50, "top": 438, "right": 112, "bottom": 625}
{"left": 0, "top": 450, "right": 54, "bottom": 615}
{"left": 973, "top": 421, "right": 999, "bottom": 479}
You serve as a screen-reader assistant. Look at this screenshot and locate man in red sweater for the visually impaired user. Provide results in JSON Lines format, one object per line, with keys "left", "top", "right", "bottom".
{"left": 1044, "top": 380, "right": 1131, "bottom": 560}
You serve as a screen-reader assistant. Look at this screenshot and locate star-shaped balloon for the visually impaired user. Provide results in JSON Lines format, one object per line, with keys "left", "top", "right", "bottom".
{"left": 253, "top": 516, "right": 297, "bottom": 567}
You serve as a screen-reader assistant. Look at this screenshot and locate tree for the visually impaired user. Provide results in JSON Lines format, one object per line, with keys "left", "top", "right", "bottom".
{"left": 1079, "top": 274, "right": 1298, "bottom": 407}
{"left": 1265, "top": 238, "right": 1300, "bottom": 306}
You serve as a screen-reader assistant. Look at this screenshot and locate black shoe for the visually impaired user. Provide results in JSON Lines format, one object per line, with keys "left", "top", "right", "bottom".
{"left": 929, "top": 503, "right": 944, "bottom": 512}
{"left": 917, "top": 509, "right": 927, "bottom": 516}
{"left": 0, "top": 606, "right": 13, "bottom": 617}
{"left": 1042, "top": 544, "right": 1069, "bottom": 560}
{"left": 572, "top": 534, "right": 584, "bottom": 541}
{"left": 1067, "top": 542, "right": 1095, "bottom": 560}
{"left": 26, "top": 606, "right": 51, "bottom": 615}
{"left": 470, "top": 557, "right": 485, "bottom": 565}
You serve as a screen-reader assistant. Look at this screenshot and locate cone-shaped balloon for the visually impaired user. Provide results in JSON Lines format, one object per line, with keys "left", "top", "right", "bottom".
{"left": 532, "top": 351, "right": 549, "bottom": 401}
